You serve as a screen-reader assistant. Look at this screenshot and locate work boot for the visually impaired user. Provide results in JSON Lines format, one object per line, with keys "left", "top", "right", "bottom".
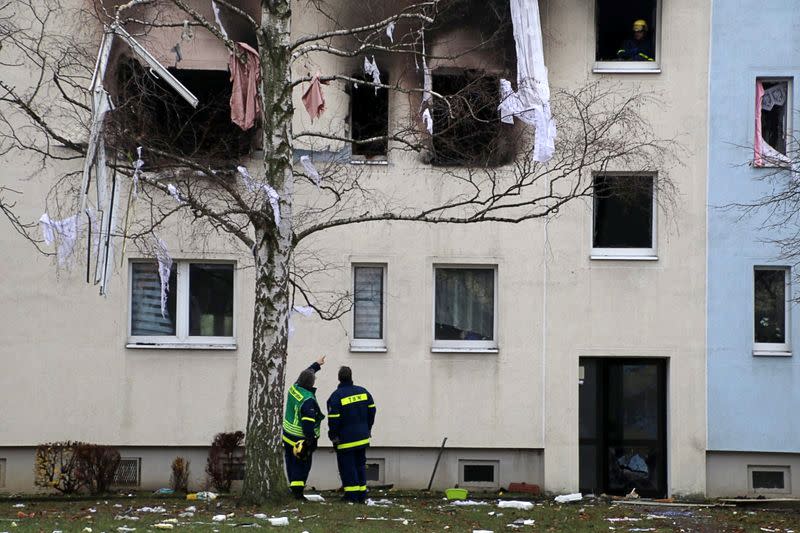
{"left": 290, "top": 486, "right": 305, "bottom": 500}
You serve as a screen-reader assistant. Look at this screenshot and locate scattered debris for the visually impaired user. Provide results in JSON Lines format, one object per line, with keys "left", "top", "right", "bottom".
{"left": 266, "top": 517, "right": 289, "bottom": 526}
{"left": 304, "top": 494, "right": 324, "bottom": 502}
{"left": 555, "top": 493, "right": 583, "bottom": 504}
{"left": 366, "top": 498, "right": 393, "bottom": 507}
{"left": 498, "top": 501, "right": 534, "bottom": 511}
{"left": 153, "top": 488, "right": 174, "bottom": 495}
{"left": 451, "top": 500, "right": 488, "bottom": 506}
{"left": 11, "top": 505, "right": 24, "bottom": 509}
{"left": 135, "top": 506, "right": 166, "bottom": 513}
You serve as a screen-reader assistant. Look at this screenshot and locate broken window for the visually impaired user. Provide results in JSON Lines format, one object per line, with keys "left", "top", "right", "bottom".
{"left": 434, "top": 266, "right": 496, "bottom": 351}
{"left": 129, "top": 261, "right": 235, "bottom": 346}
{"left": 592, "top": 175, "right": 656, "bottom": 258}
{"left": 755, "top": 79, "right": 791, "bottom": 166}
{"left": 753, "top": 267, "right": 789, "bottom": 352}
{"left": 595, "top": 0, "right": 659, "bottom": 68}
{"left": 113, "top": 61, "right": 254, "bottom": 162}
{"left": 350, "top": 73, "right": 389, "bottom": 160}
{"left": 431, "top": 70, "right": 514, "bottom": 167}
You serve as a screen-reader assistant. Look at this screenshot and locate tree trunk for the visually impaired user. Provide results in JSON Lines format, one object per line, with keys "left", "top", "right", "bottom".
{"left": 241, "top": 0, "right": 294, "bottom": 504}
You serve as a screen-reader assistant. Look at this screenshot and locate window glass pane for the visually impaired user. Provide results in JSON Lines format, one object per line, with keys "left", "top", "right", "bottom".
{"left": 753, "top": 470, "right": 785, "bottom": 490}
{"left": 354, "top": 266, "right": 383, "bottom": 339}
{"left": 596, "top": 0, "right": 657, "bottom": 62}
{"left": 131, "top": 263, "right": 176, "bottom": 336}
{"left": 463, "top": 464, "right": 495, "bottom": 483}
{"left": 593, "top": 175, "right": 653, "bottom": 248}
{"left": 435, "top": 268, "right": 494, "bottom": 340}
{"left": 755, "top": 269, "right": 786, "bottom": 344}
{"left": 365, "top": 463, "right": 381, "bottom": 482}
{"left": 189, "top": 264, "right": 234, "bottom": 337}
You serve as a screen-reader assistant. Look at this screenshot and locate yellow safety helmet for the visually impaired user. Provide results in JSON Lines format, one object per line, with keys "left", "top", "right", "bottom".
{"left": 632, "top": 19, "right": 648, "bottom": 32}
{"left": 292, "top": 440, "right": 305, "bottom": 458}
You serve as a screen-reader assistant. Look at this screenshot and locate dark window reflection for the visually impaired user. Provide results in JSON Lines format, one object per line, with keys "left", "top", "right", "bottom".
{"left": 189, "top": 263, "right": 234, "bottom": 337}
{"left": 754, "top": 269, "right": 786, "bottom": 344}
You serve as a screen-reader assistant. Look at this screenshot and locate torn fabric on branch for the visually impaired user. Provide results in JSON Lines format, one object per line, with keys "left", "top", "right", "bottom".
{"left": 211, "top": 0, "right": 229, "bottom": 40}
{"left": 237, "top": 166, "right": 282, "bottom": 227}
{"left": 422, "top": 108, "right": 433, "bottom": 135}
{"left": 302, "top": 75, "right": 326, "bottom": 121}
{"left": 499, "top": 0, "right": 557, "bottom": 163}
{"left": 386, "top": 21, "right": 396, "bottom": 43}
{"left": 132, "top": 146, "right": 144, "bottom": 198}
{"left": 229, "top": 42, "right": 261, "bottom": 131}
{"left": 39, "top": 213, "right": 80, "bottom": 266}
{"left": 167, "top": 184, "right": 184, "bottom": 204}
{"left": 363, "top": 56, "right": 381, "bottom": 94}
{"left": 153, "top": 237, "right": 173, "bottom": 318}
{"left": 300, "top": 155, "right": 322, "bottom": 187}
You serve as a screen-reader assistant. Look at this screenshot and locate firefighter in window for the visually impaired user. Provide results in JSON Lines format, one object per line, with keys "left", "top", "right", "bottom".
{"left": 617, "top": 19, "right": 654, "bottom": 62}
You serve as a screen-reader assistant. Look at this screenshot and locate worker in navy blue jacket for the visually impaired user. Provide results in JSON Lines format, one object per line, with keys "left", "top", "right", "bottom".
{"left": 327, "top": 366, "right": 376, "bottom": 503}
{"left": 282, "top": 355, "right": 326, "bottom": 500}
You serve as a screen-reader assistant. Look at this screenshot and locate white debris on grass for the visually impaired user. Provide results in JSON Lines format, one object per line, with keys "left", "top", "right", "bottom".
{"left": 510, "top": 519, "right": 535, "bottom": 526}
{"left": 554, "top": 493, "right": 583, "bottom": 504}
{"left": 473, "top": 530, "right": 494, "bottom": 533}
{"left": 178, "top": 512, "right": 194, "bottom": 518}
{"left": 266, "top": 517, "right": 289, "bottom": 526}
{"left": 366, "top": 498, "right": 393, "bottom": 507}
{"left": 11, "top": 505, "right": 24, "bottom": 509}
{"left": 606, "top": 517, "right": 640, "bottom": 522}
{"left": 304, "top": 494, "right": 325, "bottom": 502}
{"left": 185, "top": 506, "right": 197, "bottom": 512}
{"left": 498, "top": 501, "right": 534, "bottom": 511}
{"left": 82, "top": 528, "right": 92, "bottom": 533}
{"left": 628, "top": 529, "right": 655, "bottom": 532}
{"left": 153, "top": 524, "right": 174, "bottom": 530}
{"left": 114, "top": 516, "right": 140, "bottom": 521}
{"left": 136, "top": 506, "right": 167, "bottom": 513}
{"left": 451, "top": 500, "right": 489, "bottom": 506}
{"left": 212, "top": 515, "right": 227, "bottom": 522}
{"left": 117, "top": 527, "right": 136, "bottom": 532}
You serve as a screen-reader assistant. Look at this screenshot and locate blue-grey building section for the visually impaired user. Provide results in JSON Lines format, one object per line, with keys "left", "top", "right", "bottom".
{"left": 708, "top": 1, "right": 800, "bottom": 454}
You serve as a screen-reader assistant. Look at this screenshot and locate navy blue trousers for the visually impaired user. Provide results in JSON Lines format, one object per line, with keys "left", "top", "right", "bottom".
{"left": 284, "top": 442, "right": 313, "bottom": 496}
{"left": 336, "top": 447, "right": 367, "bottom": 502}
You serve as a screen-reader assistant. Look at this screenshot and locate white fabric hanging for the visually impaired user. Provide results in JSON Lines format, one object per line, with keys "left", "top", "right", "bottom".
{"left": 499, "top": 0, "right": 557, "bottom": 162}
{"left": 237, "top": 165, "right": 281, "bottom": 227}
{"left": 167, "top": 183, "right": 184, "bottom": 204}
{"left": 422, "top": 108, "right": 433, "bottom": 135}
{"left": 153, "top": 237, "right": 173, "bottom": 318}
{"left": 363, "top": 56, "right": 381, "bottom": 94}
{"left": 39, "top": 213, "right": 80, "bottom": 266}
{"left": 300, "top": 155, "right": 322, "bottom": 187}
{"left": 132, "top": 146, "right": 144, "bottom": 198}
{"left": 386, "top": 21, "right": 396, "bottom": 43}
{"left": 211, "top": 0, "right": 229, "bottom": 41}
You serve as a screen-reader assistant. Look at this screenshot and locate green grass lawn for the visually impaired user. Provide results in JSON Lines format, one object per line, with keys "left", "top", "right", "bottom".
{"left": 2, "top": 492, "right": 799, "bottom": 532}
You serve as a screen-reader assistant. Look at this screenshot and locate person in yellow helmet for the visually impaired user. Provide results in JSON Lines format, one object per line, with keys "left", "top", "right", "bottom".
{"left": 617, "top": 19, "right": 654, "bottom": 61}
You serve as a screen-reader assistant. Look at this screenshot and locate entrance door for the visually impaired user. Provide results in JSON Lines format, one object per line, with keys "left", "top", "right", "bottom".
{"left": 579, "top": 358, "right": 667, "bottom": 497}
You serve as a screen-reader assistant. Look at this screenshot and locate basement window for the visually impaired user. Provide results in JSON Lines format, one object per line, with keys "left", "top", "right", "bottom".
{"left": 431, "top": 70, "right": 514, "bottom": 167}
{"left": 594, "top": 0, "right": 660, "bottom": 72}
{"left": 749, "top": 465, "right": 791, "bottom": 494}
{"left": 755, "top": 79, "right": 792, "bottom": 167}
{"left": 350, "top": 74, "right": 389, "bottom": 161}
{"left": 460, "top": 460, "right": 499, "bottom": 487}
{"left": 366, "top": 458, "right": 385, "bottom": 484}
{"left": 114, "top": 457, "right": 141, "bottom": 487}
{"left": 592, "top": 174, "right": 656, "bottom": 259}
{"left": 114, "top": 60, "right": 255, "bottom": 163}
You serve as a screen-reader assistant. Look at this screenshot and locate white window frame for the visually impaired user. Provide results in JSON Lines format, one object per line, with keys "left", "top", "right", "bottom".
{"left": 753, "top": 266, "right": 791, "bottom": 356}
{"left": 591, "top": 173, "right": 657, "bottom": 260}
{"left": 459, "top": 459, "right": 499, "bottom": 488}
{"left": 432, "top": 265, "right": 498, "bottom": 353}
{"left": 592, "top": 0, "right": 662, "bottom": 74}
{"left": 748, "top": 465, "right": 791, "bottom": 495}
{"left": 755, "top": 77, "right": 793, "bottom": 168}
{"left": 127, "top": 260, "right": 236, "bottom": 349}
{"left": 350, "top": 263, "right": 387, "bottom": 353}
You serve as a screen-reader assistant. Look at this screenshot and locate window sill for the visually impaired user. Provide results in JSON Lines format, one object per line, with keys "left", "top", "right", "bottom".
{"left": 126, "top": 342, "right": 237, "bottom": 350}
{"left": 592, "top": 63, "right": 661, "bottom": 74}
{"left": 350, "top": 345, "right": 388, "bottom": 353}
{"left": 431, "top": 347, "right": 499, "bottom": 354}
{"left": 590, "top": 254, "right": 658, "bottom": 261}
{"left": 752, "top": 349, "right": 792, "bottom": 357}
{"left": 350, "top": 158, "right": 388, "bottom": 166}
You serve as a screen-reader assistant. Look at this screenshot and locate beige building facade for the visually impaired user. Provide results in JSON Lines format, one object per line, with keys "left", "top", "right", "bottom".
{"left": 0, "top": 0, "right": 708, "bottom": 497}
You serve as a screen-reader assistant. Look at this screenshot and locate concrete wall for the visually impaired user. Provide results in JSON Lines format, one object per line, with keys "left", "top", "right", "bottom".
{"left": 707, "top": 1, "right": 800, "bottom": 453}
{"left": 0, "top": 0, "right": 708, "bottom": 496}
{"left": 708, "top": 452, "right": 800, "bottom": 498}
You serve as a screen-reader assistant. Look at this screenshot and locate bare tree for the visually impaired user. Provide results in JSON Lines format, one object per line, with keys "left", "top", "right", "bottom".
{"left": 0, "top": 0, "right": 675, "bottom": 502}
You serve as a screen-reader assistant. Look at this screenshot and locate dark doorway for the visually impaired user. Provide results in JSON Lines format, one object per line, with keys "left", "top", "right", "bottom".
{"left": 579, "top": 358, "right": 667, "bottom": 497}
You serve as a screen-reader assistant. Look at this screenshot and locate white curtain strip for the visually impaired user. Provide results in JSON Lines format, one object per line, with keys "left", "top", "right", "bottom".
{"left": 211, "top": 0, "right": 229, "bottom": 41}
{"left": 153, "top": 237, "right": 173, "bottom": 318}
{"left": 237, "top": 166, "right": 282, "bottom": 227}
{"left": 386, "top": 21, "right": 396, "bottom": 43}
{"left": 39, "top": 213, "right": 80, "bottom": 266}
{"left": 167, "top": 184, "right": 184, "bottom": 204}
{"left": 422, "top": 108, "right": 433, "bottom": 135}
{"left": 500, "top": 0, "right": 557, "bottom": 162}
{"left": 364, "top": 56, "right": 381, "bottom": 94}
{"left": 132, "top": 146, "right": 144, "bottom": 198}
